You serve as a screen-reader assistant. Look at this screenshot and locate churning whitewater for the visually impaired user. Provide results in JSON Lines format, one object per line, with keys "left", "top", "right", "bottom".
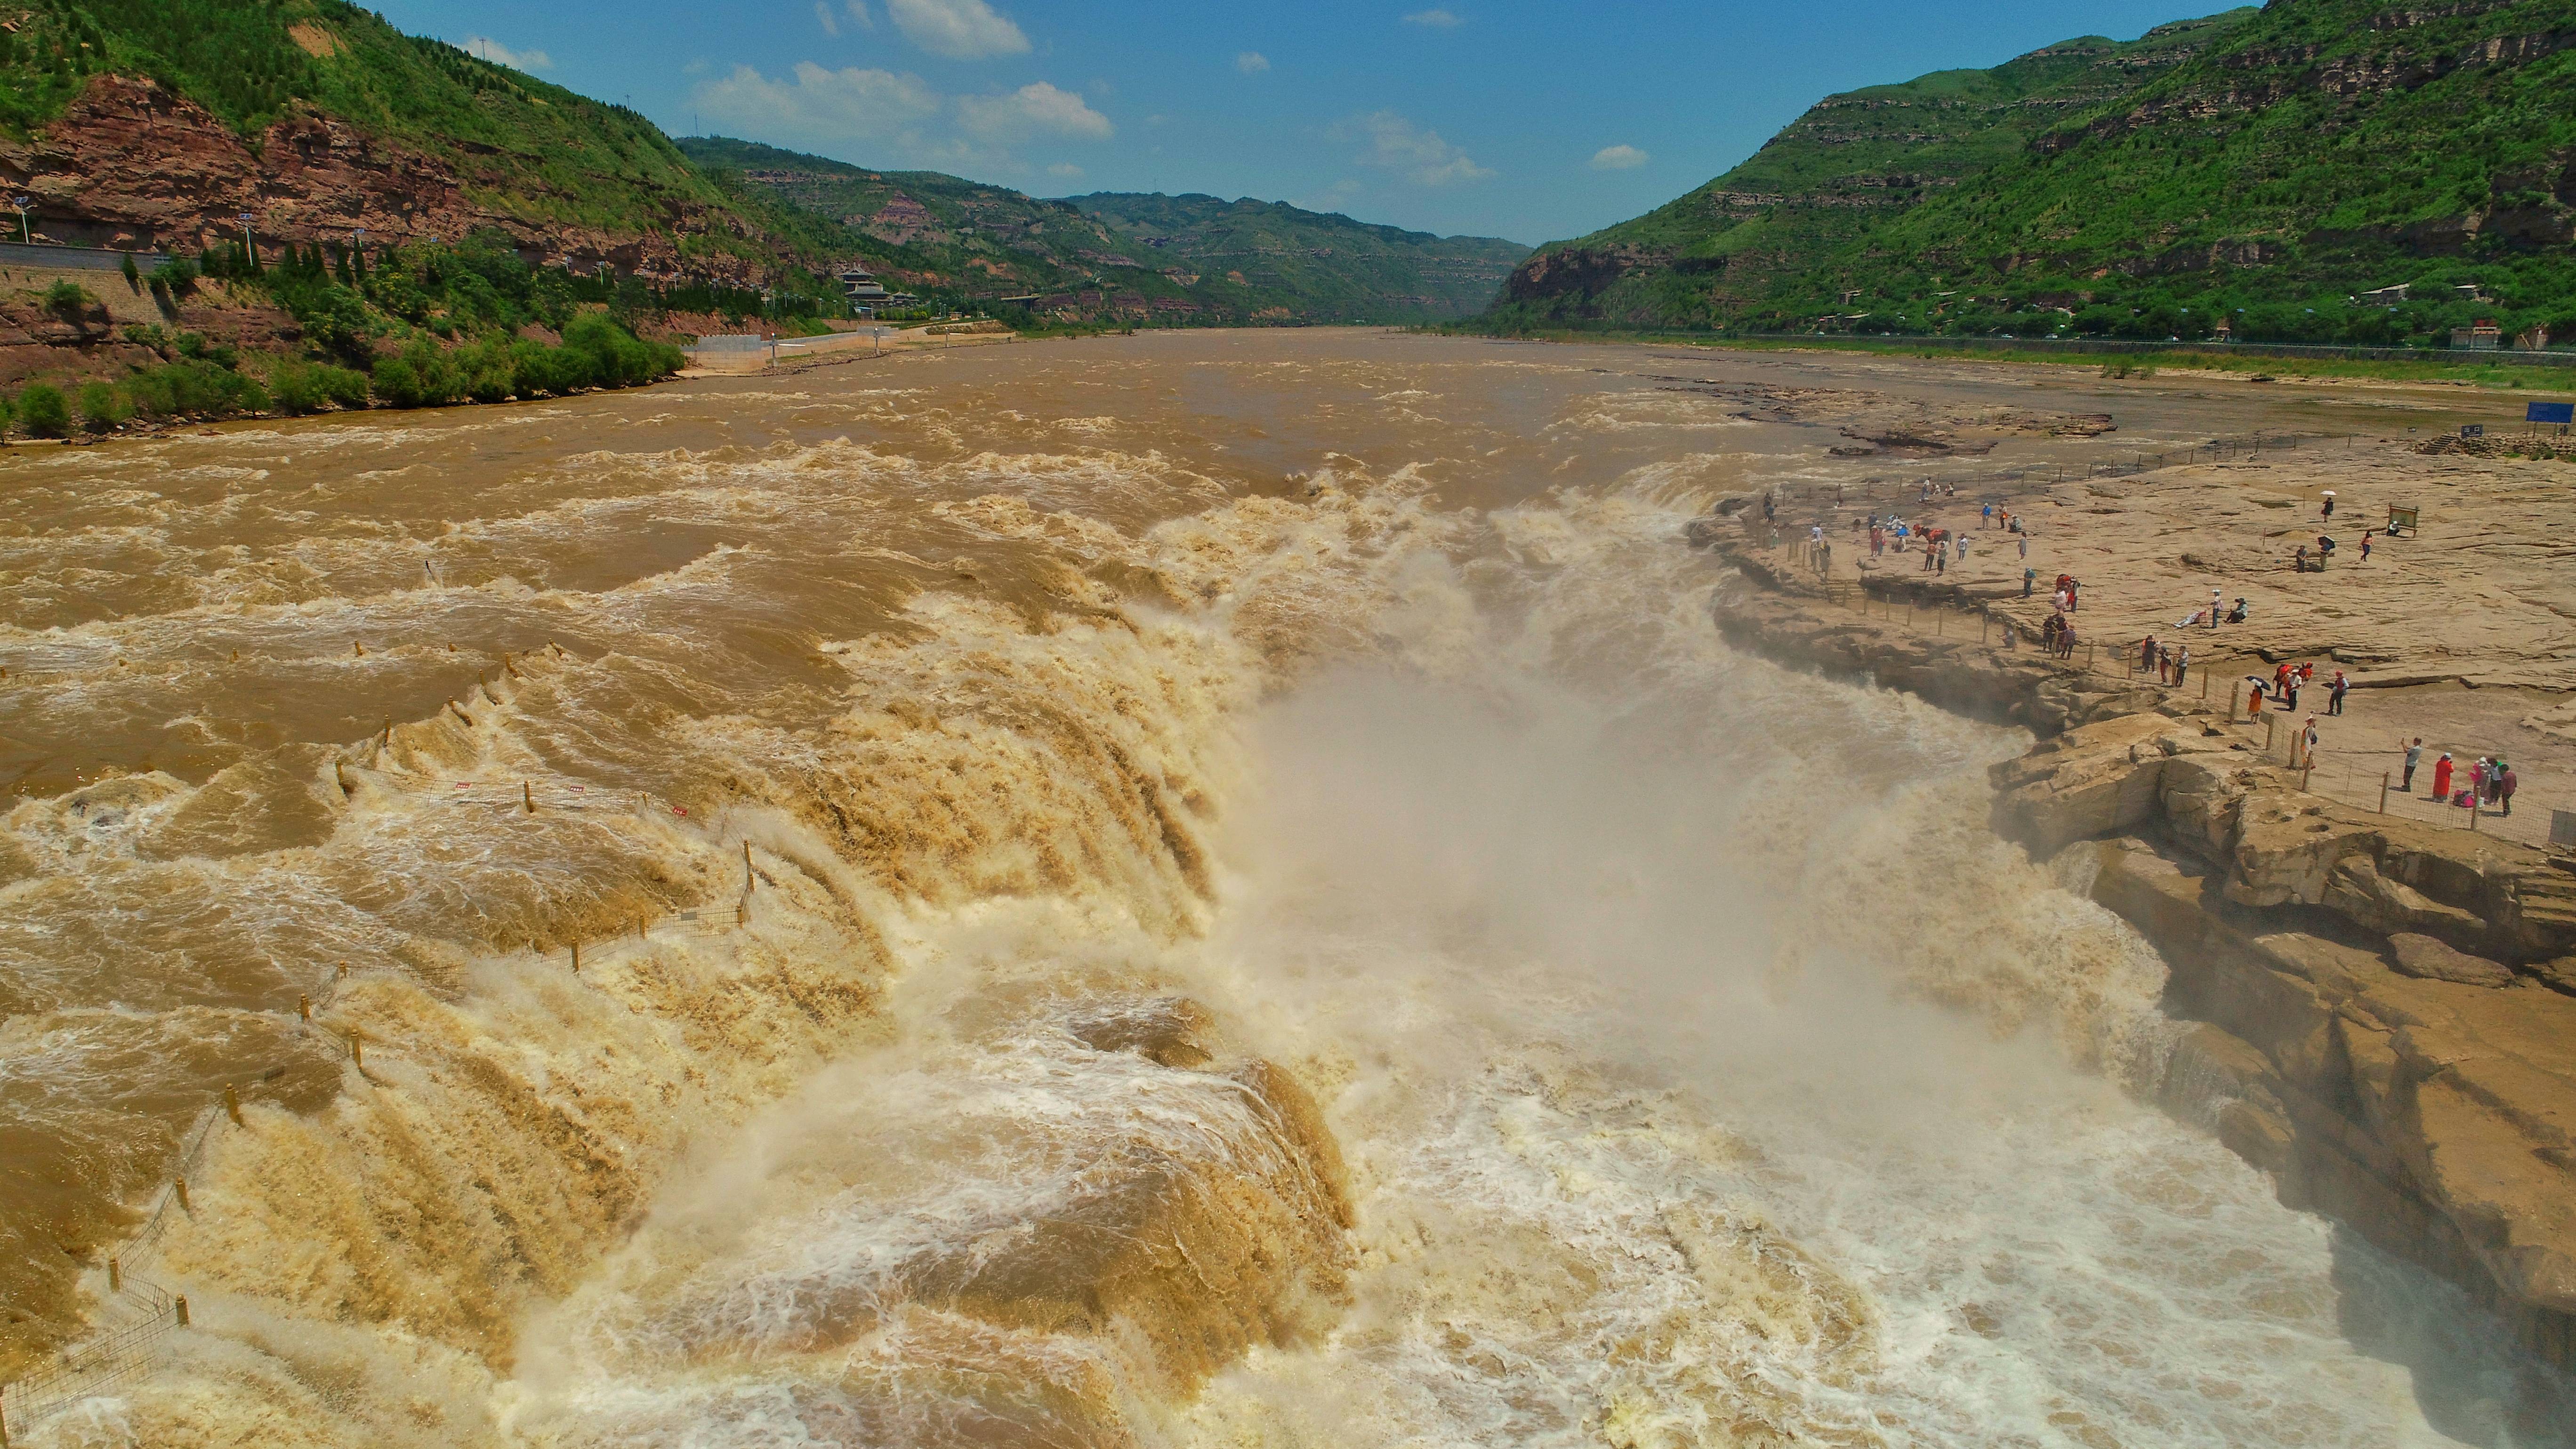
{"left": 0, "top": 333, "right": 2563, "bottom": 1448}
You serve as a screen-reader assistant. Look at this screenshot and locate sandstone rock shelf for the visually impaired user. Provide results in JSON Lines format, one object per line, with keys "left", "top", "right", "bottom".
{"left": 1693, "top": 508, "right": 2576, "bottom": 1373}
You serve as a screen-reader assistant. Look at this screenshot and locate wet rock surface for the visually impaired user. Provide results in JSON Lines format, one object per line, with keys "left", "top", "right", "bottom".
{"left": 1701, "top": 508, "right": 2576, "bottom": 1371}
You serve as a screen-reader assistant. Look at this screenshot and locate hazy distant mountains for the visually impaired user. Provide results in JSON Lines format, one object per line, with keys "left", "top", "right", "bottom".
{"left": 678, "top": 136, "right": 1530, "bottom": 325}
{"left": 1487, "top": 0, "right": 2576, "bottom": 346}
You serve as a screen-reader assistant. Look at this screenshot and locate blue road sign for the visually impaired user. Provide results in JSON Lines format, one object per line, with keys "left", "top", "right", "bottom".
{"left": 2528, "top": 402, "right": 2575, "bottom": 425}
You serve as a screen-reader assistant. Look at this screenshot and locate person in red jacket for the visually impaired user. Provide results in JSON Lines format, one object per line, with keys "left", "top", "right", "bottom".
{"left": 2431, "top": 752, "right": 2454, "bottom": 804}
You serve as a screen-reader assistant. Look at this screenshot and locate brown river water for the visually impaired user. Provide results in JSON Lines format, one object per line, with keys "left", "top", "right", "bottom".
{"left": 1, "top": 331, "right": 2568, "bottom": 1446}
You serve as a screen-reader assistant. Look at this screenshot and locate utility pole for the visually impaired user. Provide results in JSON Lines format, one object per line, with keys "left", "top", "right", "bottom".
{"left": 238, "top": 211, "right": 257, "bottom": 268}
{"left": 12, "top": 195, "right": 28, "bottom": 245}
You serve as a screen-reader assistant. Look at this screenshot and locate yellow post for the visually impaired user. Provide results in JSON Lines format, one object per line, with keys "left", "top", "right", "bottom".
{"left": 571, "top": 941, "right": 580, "bottom": 973}
{"left": 350, "top": 1029, "right": 363, "bottom": 1070}
{"left": 174, "top": 1177, "right": 189, "bottom": 1214}
{"left": 2470, "top": 801, "right": 2481, "bottom": 833}
{"left": 337, "top": 962, "right": 349, "bottom": 982}
{"left": 107, "top": 1256, "right": 120, "bottom": 1293}
{"left": 2380, "top": 773, "right": 2390, "bottom": 813}
{"left": 298, "top": 993, "right": 311, "bottom": 1023}
{"left": 2266, "top": 714, "right": 2278, "bottom": 756}
{"left": 173, "top": 1295, "right": 189, "bottom": 1328}
{"left": 223, "top": 1084, "right": 242, "bottom": 1127}
{"left": 523, "top": 781, "right": 534, "bottom": 813}
{"left": 743, "top": 841, "right": 754, "bottom": 893}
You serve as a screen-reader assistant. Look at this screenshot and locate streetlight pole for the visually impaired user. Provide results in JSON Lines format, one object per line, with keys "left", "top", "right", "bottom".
{"left": 238, "top": 211, "right": 256, "bottom": 268}
{"left": 14, "top": 196, "right": 29, "bottom": 246}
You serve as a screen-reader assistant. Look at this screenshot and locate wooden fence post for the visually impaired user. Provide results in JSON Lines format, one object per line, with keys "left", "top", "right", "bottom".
{"left": 298, "top": 993, "right": 311, "bottom": 1023}
{"left": 107, "top": 1257, "right": 120, "bottom": 1293}
{"left": 223, "top": 1084, "right": 242, "bottom": 1127}
{"left": 173, "top": 1296, "right": 189, "bottom": 1329}
{"left": 523, "top": 781, "right": 534, "bottom": 813}
{"left": 350, "top": 1030, "right": 363, "bottom": 1070}
{"left": 2380, "top": 772, "right": 2390, "bottom": 813}
{"left": 570, "top": 941, "right": 580, "bottom": 974}
{"left": 174, "top": 1177, "right": 189, "bottom": 1214}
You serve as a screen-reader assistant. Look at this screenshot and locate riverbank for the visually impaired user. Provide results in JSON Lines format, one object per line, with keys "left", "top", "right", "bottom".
{"left": 1692, "top": 500, "right": 2576, "bottom": 1372}
{"left": 1442, "top": 325, "right": 2576, "bottom": 393}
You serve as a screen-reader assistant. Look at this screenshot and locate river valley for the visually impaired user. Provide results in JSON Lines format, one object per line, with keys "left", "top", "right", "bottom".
{"left": 2, "top": 331, "right": 2569, "bottom": 1447}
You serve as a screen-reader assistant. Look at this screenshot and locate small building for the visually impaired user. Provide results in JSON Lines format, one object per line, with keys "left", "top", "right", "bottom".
{"left": 2451, "top": 320, "right": 2503, "bottom": 350}
{"left": 2358, "top": 283, "right": 2409, "bottom": 305}
{"left": 2214, "top": 316, "right": 2233, "bottom": 340}
{"left": 837, "top": 266, "right": 893, "bottom": 305}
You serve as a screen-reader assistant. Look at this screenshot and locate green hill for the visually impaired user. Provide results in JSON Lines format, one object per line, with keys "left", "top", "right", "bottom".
{"left": 679, "top": 136, "right": 1528, "bottom": 324}
{"left": 1069, "top": 192, "right": 1526, "bottom": 320}
{"left": 0, "top": 0, "right": 804, "bottom": 275}
{"left": 1486, "top": 0, "right": 2576, "bottom": 346}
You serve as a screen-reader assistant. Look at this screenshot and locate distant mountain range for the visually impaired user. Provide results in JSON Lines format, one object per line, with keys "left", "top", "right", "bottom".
{"left": 0, "top": 0, "right": 1523, "bottom": 328}
{"left": 1485, "top": 0, "right": 2576, "bottom": 346}
{"left": 677, "top": 136, "right": 1529, "bottom": 325}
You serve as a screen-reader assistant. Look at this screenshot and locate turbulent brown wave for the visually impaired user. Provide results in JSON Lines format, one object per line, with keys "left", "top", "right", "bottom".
{"left": 3, "top": 333, "right": 2562, "bottom": 1448}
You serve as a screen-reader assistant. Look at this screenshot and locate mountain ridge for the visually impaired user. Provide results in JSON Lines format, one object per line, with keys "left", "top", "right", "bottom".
{"left": 678, "top": 134, "right": 1528, "bottom": 325}
{"left": 1484, "top": 0, "right": 2576, "bottom": 345}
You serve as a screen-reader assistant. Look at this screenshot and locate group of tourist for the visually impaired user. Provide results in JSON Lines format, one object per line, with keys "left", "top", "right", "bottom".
{"left": 2406, "top": 741, "right": 2521, "bottom": 815}
{"left": 2254, "top": 659, "right": 2349, "bottom": 715}
{"left": 2134, "top": 634, "right": 2193, "bottom": 690}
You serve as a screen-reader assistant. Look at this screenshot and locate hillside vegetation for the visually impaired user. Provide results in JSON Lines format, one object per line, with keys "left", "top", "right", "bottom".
{"left": 0, "top": 0, "right": 756, "bottom": 247}
{"left": 1488, "top": 0, "right": 2576, "bottom": 346}
{"left": 681, "top": 135, "right": 1527, "bottom": 325}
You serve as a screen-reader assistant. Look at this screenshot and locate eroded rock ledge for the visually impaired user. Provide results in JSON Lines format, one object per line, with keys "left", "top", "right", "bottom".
{"left": 1694, "top": 518, "right": 2576, "bottom": 1371}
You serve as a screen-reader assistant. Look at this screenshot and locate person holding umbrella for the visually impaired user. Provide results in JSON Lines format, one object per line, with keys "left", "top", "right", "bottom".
{"left": 2321, "top": 489, "right": 2336, "bottom": 521}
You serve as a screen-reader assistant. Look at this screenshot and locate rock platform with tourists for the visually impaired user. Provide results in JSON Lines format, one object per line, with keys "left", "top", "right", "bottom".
{"left": 1693, "top": 479, "right": 2576, "bottom": 1372}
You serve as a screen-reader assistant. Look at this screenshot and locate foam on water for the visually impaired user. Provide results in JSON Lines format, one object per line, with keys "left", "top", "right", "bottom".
{"left": 3, "top": 338, "right": 2567, "bottom": 1447}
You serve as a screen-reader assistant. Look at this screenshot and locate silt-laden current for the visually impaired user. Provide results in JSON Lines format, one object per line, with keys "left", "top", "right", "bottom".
{"left": 0, "top": 331, "right": 2566, "bottom": 1447}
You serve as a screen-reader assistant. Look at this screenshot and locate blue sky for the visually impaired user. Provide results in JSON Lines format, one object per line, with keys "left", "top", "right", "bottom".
{"left": 384, "top": 0, "right": 2235, "bottom": 245}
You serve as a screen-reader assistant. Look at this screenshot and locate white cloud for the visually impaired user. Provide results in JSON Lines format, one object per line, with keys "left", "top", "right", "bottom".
{"left": 845, "top": 0, "right": 876, "bottom": 27}
{"left": 1236, "top": 50, "right": 1270, "bottom": 73}
{"left": 958, "top": 80, "right": 1113, "bottom": 141}
{"left": 693, "top": 61, "right": 942, "bottom": 142}
{"left": 887, "top": 0, "right": 1030, "bottom": 59}
{"left": 1403, "top": 8, "right": 1464, "bottom": 27}
{"left": 1341, "top": 110, "right": 1492, "bottom": 186}
{"left": 1590, "top": 144, "right": 1649, "bottom": 170}
{"left": 1047, "top": 161, "right": 1086, "bottom": 179}
{"left": 813, "top": 1, "right": 839, "bottom": 36}
{"left": 466, "top": 36, "right": 551, "bottom": 71}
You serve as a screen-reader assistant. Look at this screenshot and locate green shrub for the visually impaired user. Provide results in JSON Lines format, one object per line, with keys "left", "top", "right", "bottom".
{"left": 120, "top": 251, "right": 140, "bottom": 290}
{"left": 43, "top": 280, "right": 92, "bottom": 317}
{"left": 18, "top": 382, "right": 70, "bottom": 438}
{"left": 370, "top": 336, "right": 462, "bottom": 409}
{"left": 76, "top": 380, "right": 127, "bottom": 433}
{"left": 269, "top": 359, "right": 367, "bottom": 416}
{"left": 561, "top": 312, "right": 681, "bottom": 388}
{"left": 455, "top": 337, "right": 517, "bottom": 404}
{"left": 123, "top": 358, "right": 278, "bottom": 421}
{"left": 149, "top": 258, "right": 199, "bottom": 298}
{"left": 509, "top": 338, "right": 590, "bottom": 396}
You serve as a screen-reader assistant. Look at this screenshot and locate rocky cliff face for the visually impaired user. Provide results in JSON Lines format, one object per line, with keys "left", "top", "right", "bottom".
{"left": 0, "top": 76, "right": 756, "bottom": 282}
{"left": 1696, "top": 511, "right": 2576, "bottom": 1373}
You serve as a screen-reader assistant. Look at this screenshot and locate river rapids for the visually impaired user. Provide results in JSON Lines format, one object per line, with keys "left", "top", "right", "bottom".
{"left": 0, "top": 332, "right": 2566, "bottom": 1447}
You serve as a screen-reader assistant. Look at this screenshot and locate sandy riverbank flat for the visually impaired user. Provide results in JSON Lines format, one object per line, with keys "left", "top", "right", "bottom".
{"left": 1771, "top": 441, "right": 2575, "bottom": 847}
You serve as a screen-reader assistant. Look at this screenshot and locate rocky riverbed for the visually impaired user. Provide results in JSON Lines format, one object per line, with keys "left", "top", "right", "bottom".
{"left": 1694, "top": 504, "right": 2576, "bottom": 1374}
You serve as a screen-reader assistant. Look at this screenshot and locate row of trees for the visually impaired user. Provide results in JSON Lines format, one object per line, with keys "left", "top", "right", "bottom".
{"left": 12, "top": 231, "right": 701, "bottom": 434}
